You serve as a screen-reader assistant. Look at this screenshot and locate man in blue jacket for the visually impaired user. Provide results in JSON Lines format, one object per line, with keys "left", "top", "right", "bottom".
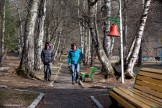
{"left": 68, "top": 43, "right": 83, "bottom": 85}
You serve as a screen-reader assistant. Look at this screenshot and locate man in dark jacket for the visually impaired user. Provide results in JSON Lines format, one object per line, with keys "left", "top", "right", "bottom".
{"left": 41, "top": 42, "right": 54, "bottom": 81}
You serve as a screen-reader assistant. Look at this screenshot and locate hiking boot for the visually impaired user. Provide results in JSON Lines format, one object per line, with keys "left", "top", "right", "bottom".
{"left": 75, "top": 80, "right": 77, "bottom": 83}
{"left": 44, "top": 77, "right": 47, "bottom": 81}
{"left": 48, "top": 77, "right": 51, "bottom": 81}
{"left": 78, "top": 80, "right": 81, "bottom": 85}
{"left": 72, "top": 81, "right": 75, "bottom": 85}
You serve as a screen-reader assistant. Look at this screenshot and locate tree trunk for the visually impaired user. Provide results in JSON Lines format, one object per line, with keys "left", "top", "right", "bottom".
{"left": 52, "top": 35, "right": 58, "bottom": 50}
{"left": 103, "top": 0, "right": 112, "bottom": 57}
{"left": 14, "top": 0, "right": 23, "bottom": 58}
{"left": 78, "top": 0, "right": 84, "bottom": 53}
{"left": 137, "top": 0, "right": 145, "bottom": 67}
{"left": 54, "top": 0, "right": 63, "bottom": 61}
{"left": 83, "top": 16, "right": 88, "bottom": 65}
{"left": 123, "top": 0, "right": 128, "bottom": 60}
{"left": 54, "top": 30, "right": 61, "bottom": 60}
{"left": 34, "top": 0, "right": 46, "bottom": 70}
{"left": 137, "top": 44, "right": 142, "bottom": 67}
{"left": 125, "top": 0, "right": 152, "bottom": 78}
{"left": 87, "top": 29, "right": 91, "bottom": 64}
{"left": 90, "top": 1, "right": 97, "bottom": 67}
{"left": 88, "top": 0, "right": 114, "bottom": 77}
{"left": 125, "top": 37, "right": 136, "bottom": 63}
{"left": 0, "top": 0, "right": 5, "bottom": 66}
{"left": 19, "top": 0, "right": 39, "bottom": 77}
{"left": 90, "top": 40, "right": 95, "bottom": 66}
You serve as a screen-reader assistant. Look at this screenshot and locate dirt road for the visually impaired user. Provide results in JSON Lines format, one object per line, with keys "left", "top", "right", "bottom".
{"left": 36, "top": 64, "right": 110, "bottom": 108}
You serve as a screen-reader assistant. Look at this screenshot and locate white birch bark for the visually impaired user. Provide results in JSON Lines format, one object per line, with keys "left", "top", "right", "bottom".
{"left": 52, "top": 35, "right": 58, "bottom": 50}
{"left": 109, "top": 37, "right": 114, "bottom": 57}
{"left": 54, "top": 0, "right": 63, "bottom": 60}
{"left": 14, "top": 0, "right": 23, "bottom": 58}
{"left": 34, "top": 0, "right": 46, "bottom": 70}
{"left": 87, "top": 29, "right": 91, "bottom": 64}
{"left": 54, "top": 29, "right": 61, "bottom": 60}
{"left": 103, "top": 0, "right": 112, "bottom": 57}
{"left": 142, "top": 0, "right": 145, "bottom": 8}
{"left": 87, "top": 1, "right": 92, "bottom": 64}
{"left": 78, "top": 0, "right": 84, "bottom": 53}
{"left": 125, "top": 0, "right": 152, "bottom": 78}
{"left": 20, "top": 0, "right": 39, "bottom": 74}
{"left": 86, "top": 2, "right": 97, "bottom": 65}
{"left": 126, "top": 37, "right": 136, "bottom": 63}
{"left": 80, "top": 23, "right": 84, "bottom": 52}
{"left": 88, "top": 0, "right": 114, "bottom": 76}
{"left": 82, "top": 20, "right": 85, "bottom": 53}
{"left": 123, "top": 0, "right": 128, "bottom": 59}
{"left": 94, "top": 17, "right": 114, "bottom": 77}
{"left": 83, "top": 17, "right": 88, "bottom": 64}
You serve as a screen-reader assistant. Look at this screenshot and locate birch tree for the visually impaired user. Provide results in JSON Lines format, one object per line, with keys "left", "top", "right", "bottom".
{"left": 14, "top": 0, "right": 24, "bottom": 58}
{"left": 34, "top": 0, "right": 46, "bottom": 70}
{"left": 78, "top": 0, "right": 84, "bottom": 53}
{"left": 53, "top": 31, "right": 61, "bottom": 60}
{"left": 103, "top": 0, "right": 113, "bottom": 57}
{"left": 125, "top": 0, "right": 152, "bottom": 78}
{"left": 90, "top": 2, "right": 97, "bottom": 66}
{"left": 82, "top": 0, "right": 90, "bottom": 65}
{"left": 18, "top": 0, "right": 39, "bottom": 77}
{"left": 88, "top": 0, "right": 114, "bottom": 77}
{"left": 123, "top": 0, "right": 128, "bottom": 59}
{"left": 83, "top": 16, "right": 89, "bottom": 64}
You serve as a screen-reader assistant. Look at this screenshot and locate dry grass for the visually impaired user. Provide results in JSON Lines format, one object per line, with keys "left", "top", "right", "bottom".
{"left": 0, "top": 88, "right": 39, "bottom": 108}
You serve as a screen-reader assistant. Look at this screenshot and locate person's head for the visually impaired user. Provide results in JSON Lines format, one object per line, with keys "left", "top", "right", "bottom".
{"left": 45, "top": 42, "right": 50, "bottom": 49}
{"left": 71, "top": 43, "right": 77, "bottom": 51}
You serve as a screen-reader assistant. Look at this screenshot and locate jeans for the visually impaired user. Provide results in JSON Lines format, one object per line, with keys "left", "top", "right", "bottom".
{"left": 71, "top": 64, "right": 80, "bottom": 81}
{"left": 44, "top": 63, "right": 52, "bottom": 80}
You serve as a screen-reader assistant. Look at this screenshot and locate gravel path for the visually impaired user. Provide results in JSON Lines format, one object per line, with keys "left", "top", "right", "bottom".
{"left": 35, "top": 63, "right": 110, "bottom": 108}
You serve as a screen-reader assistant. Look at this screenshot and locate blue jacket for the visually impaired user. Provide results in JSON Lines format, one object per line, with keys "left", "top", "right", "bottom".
{"left": 67, "top": 48, "right": 83, "bottom": 65}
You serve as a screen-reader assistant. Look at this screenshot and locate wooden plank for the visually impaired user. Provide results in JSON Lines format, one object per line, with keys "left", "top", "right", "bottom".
{"left": 136, "top": 75, "right": 162, "bottom": 86}
{"left": 134, "top": 85, "right": 162, "bottom": 99}
{"left": 118, "top": 87, "right": 161, "bottom": 106}
{"left": 138, "top": 72, "right": 162, "bottom": 80}
{"left": 112, "top": 88, "right": 150, "bottom": 108}
{"left": 130, "top": 89, "right": 162, "bottom": 105}
{"left": 140, "top": 68, "right": 162, "bottom": 74}
{"left": 109, "top": 91, "right": 136, "bottom": 108}
{"left": 136, "top": 80, "right": 162, "bottom": 92}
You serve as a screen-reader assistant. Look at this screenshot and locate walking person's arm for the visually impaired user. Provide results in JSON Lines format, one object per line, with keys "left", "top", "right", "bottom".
{"left": 41, "top": 50, "right": 45, "bottom": 64}
{"left": 79, "top": 50, "right": 83, "bottom": 63}
{"left": 67, "top": 51, "right": 71, "bottom": 66}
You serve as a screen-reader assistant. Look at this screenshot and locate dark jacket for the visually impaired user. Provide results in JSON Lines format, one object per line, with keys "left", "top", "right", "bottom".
{"left": 41, "top": 49, "right": 54, "bottom": 65}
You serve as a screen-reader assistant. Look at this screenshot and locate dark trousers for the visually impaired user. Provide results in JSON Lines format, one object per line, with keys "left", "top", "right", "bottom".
{"left": 44, "top": 63, "right": 52, "bottom": 80}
